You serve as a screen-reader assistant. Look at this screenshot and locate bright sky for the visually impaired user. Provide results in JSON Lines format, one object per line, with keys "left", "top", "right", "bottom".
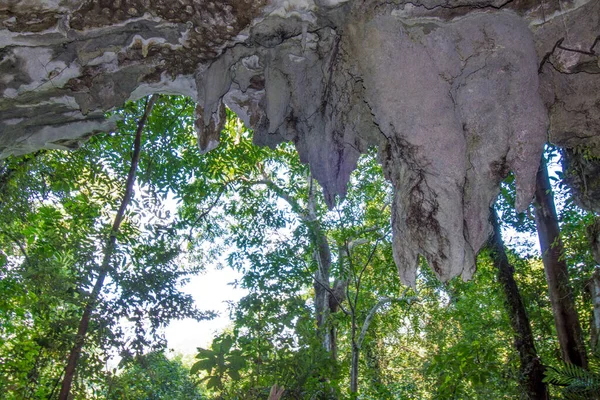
{"left": 164, "top": 265, "right": 247, "bottom": 355}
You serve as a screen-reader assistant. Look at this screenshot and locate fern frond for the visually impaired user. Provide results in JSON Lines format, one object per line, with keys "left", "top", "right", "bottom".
{"left": 544, "top": 362, "right": 600, "bottom": 399}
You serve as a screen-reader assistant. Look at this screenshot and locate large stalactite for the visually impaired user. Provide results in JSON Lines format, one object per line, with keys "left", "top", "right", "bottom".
{"left": 1, "top": 0, "right": 599, "bottom": 286}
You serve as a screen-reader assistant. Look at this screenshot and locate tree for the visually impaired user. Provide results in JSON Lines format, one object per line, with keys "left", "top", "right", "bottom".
{"left": 6, "top": 98, "right": 600, "bottom": 399}
{"left": 58, "top": 94, "right": 159, "bottom": 399}
{"left": 191, "top": 335, "right": 246, "bottom": 394}
{"left": 0, "top": 96, "right": 210, "bottom": 398}
{"left": 488, "top": 208, "right": 548, "bottom": 399}
{"left": 183, "top": 112, "right": 417, "bottom": 397}
{"left": 587, "top": 218, "right": 600, "bottom": 354}
{"left": 185, "top": 112, "right": 571, "bottom": 398}
{"left": 534, "top": 156, "right": 588, "bottom": 368}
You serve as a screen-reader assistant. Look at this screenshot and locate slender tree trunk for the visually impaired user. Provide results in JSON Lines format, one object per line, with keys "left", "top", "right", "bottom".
{"left": 349, "top": 296, "right": 394, "bottom": 396}
{"left": 589, "top": 217, "right": 600, "bottom": 266}
{"left": 534, "top": 157, "right": 588, "bottom": 368}
{"left": 489, "top": 208, "right": 548, "bottom": 399}
{"left": 350, "top": 313, "right": 359, "bottom": 395}
{"left": 350, "top": 345, "right": 359, "bottom": 395}
{"left": 255, "top": 176, "right": 341, "bottom": 368}
{"left": 306, "top": 177, "right": 337, "bottom": 356}
{"left": 329, "top": 278, "right": 346, "bottom": 361}
{"left": 588, "top": 268, "right": 600, "bottom": 354}
{"left": 587, "top": 218, "right": 600, "bottom": 353}
{"left": 58, "top": 95, "right": 158, "bottom": 400}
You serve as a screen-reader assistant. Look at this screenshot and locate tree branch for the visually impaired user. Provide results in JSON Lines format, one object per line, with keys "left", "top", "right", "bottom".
{"left": 188, "top": 185, "right": 227, "bottom": 233}
{"left": 357, "top": 289, "right": 413, "bottom": 349}
{"left": 351, "top": 238, "right": 381, "bottom": 314}
{"left": 0, "top": 230, "right": 31, "bottom": 265}
{"left": 357, "top": 297, "right": 392, "bottom": 350}
{"left": 247, "top": 176, "right": 333, "bottom": 285}
{"left": 245, "top": 178, "right": 306, "bottom": 218}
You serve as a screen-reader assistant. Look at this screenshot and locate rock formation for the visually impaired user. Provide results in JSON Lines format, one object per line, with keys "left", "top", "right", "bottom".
{"left": 1, "top": 0, "right": 599, "bottom": 285}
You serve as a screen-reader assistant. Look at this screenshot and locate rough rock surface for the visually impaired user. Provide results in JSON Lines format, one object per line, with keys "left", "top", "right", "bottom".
{"left": 348, "top": 11, "right": 547, "bottom": 283}
{"left": 1, "top": 0, "right": 599, "bottom": 286}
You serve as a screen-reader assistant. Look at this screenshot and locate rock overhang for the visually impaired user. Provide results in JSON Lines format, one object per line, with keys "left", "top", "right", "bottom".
{"left": 1, "top": 0, "right": 599, "bottom": 286}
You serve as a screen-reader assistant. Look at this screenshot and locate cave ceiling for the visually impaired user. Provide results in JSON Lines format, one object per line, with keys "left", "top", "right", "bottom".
{"left": 1, "top": 0, "right": 599, "bottom": 285}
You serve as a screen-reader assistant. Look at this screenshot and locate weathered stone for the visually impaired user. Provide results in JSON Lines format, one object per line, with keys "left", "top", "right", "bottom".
{"left": 1, "top": 0, "right": 599, "bottom": 285}
{"left": 345, "top": 11, "right": 546, "bottom": 284}
{"left": 562, "top": 148, "right": 600, "bottom": 214}
{"left": 533, "top": 0, "right": 600, "bottom": 211}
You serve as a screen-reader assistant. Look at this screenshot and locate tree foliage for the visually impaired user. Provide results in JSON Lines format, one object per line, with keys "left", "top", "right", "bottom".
{"left": 2, "top": 96, "right": 600, "bottom": 399}
{"left": 107, "top": 352, "right": 203, "bottom": 400}
{"left": 0, "top": 96, "right": 211, "bottom": 398}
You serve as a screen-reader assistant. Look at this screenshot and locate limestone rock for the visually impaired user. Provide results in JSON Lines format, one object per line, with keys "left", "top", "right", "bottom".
{"left": 346, "top": 11, "right": 547, "bottom": 284}
{"left": 1, "top": 0, "right": 599, "bottom": 285}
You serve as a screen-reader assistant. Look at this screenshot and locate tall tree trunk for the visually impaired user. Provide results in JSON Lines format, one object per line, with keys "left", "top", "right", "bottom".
{"left": 306, "top": 177, "right": 337, "bottom": 356}
{"left": 256, "top": 176, "right": 341, "bottom": 361}
{"left": 489, "top": 208, "right": 548, "bottom": 399}
{"left": 589, "top": 217, "right": 600, "bottom": 266}
{"left": 587, "top": 218, "right": 600, "bottom": 354}
{"left": 588, "top": 268, "right": 600, "bottom": 354}
{"left": 350, "top": 339, "right": 359, "bottom": 395}
{"left": 349, "top": 296, "right": 393, "bottom": 395}
{"left": 534, "top": 157, "right": 588, "bottom": 368}
{"left": 59, "top": 95, "right": 158, "bottom": 400}
{"left": 329, "top": 278, "right": 347, "bottom": 361}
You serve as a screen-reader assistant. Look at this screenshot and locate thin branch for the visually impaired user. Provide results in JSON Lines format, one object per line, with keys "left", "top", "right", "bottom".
{"left": 247, "top": 175, "right": 334, "bottom": 281}
{"left": 188, "top": 185, "right": 227, "bottom": 234}
{"left": 357, "top": 297, "right": 392, "bottom": 350}
{"left": 345, "top": 239, "right": 357, "bottom": 315}
{"left": 312, "top": 272, "right": 351, "bottom": 316}
{"left": 0, "top": 230, "right": 31, "bottom": 265}
{"left": 357, "top": 288, "right": 412, "bottom": 349}
{"left": 245, "top": 178, "right": 306, "bottom": 219}
{"left": 161, "top": 98, "right": 192, "bottom": 137}
{"left": 298, "top": 254, "right": 350, "bottom": 316}
{"left": 339, "top": 238, "right": 370, "bottom": 257}
{"left": 352, "top": 238, "right": 381, "bottom": 313}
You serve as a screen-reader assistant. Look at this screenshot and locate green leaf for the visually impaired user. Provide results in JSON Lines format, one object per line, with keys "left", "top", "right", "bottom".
{"left": 227, "top": 354, "right": 246, "bottom": 371}
{"left": 228, "top": 368, "right": 241, "bottom": 381}
{"left": 206, "top": 375, "right": 221, "bottom": 390}
{"left": 220, "top": 335, "right": 233, "bottom": 353}
{"left": 195, "top": 347, "right": 214, "bottom": 359}
{"left": 190, "top": 358, "right": 216, "bottom": 375}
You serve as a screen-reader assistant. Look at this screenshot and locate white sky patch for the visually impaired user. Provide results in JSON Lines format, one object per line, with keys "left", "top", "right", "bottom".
{"left": 164, "top": 265, "right": 247, "bottom": 355}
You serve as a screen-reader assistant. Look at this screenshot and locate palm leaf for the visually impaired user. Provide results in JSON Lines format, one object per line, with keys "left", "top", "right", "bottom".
{"left": 544, "top": 362, "right": 600, "bottom": 399}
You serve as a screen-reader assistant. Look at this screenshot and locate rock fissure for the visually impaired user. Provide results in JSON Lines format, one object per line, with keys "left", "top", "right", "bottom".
{"left": 538, "top": 35, "right": 600, "bottom": 76}
{"left": 398, "top": 0, "right": 517, "bottom": 12}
